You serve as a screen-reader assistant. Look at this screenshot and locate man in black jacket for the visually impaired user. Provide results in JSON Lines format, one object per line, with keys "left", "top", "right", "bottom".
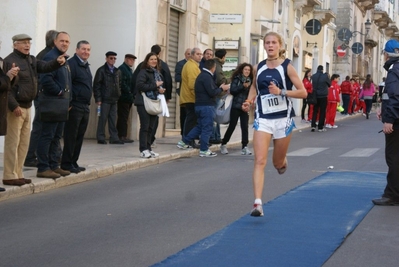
{"left": 25, "top": 29, "right": 58, "bottom": 167}
{"left": 117, "top": 54, "right": 136, "bottom": 143}
{"left": 310, "top": 65, "right": 331, "bottom": 132}
{"left": 37, "top": 31, "right": 72, "bottom": 179}
{"left": 3, "top": 33, "right": 65, "bottom": 185}
{"left": 93, "top": 51, "right": 123, "bottom": 145}
{"left": 60, "top": 40, "right": 93, "bottom": 174}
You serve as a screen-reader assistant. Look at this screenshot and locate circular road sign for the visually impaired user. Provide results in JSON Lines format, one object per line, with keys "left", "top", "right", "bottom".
{"left": 305, "top": 19, "right": 322, "bottom": 35}
{"left": 337, "top": 28, "right": 352, "bottom": 42}
{"left": 351, "top": 42, "right": 364, "bottom": 54}
{"left": 337, "top": 46, "right": 346, "bottom": 57}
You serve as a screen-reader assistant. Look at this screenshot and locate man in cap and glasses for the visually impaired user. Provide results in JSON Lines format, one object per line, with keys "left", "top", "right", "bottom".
{"left": 2, "top": 33, "right": 66, "bottom": 186}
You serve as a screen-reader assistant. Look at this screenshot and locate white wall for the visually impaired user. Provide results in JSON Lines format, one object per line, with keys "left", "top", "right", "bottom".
{"left": 0, "top": 0, "right": 57, "bottom": 152}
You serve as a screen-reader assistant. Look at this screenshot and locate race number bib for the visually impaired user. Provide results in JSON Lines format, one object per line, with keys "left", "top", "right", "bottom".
{"left": 261, "top": 94, "right": 288, "bottom": 114}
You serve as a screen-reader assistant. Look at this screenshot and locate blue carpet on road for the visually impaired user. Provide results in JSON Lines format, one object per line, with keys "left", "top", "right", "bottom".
{"left": 152, "top": 172, "right": 386, "bottom": 267}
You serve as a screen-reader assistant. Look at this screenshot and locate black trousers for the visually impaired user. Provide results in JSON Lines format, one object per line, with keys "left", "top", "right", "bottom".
{"left": 383, "top": 130, "right": 399, "bottom": 200}
{"left": 301, "top": 98, "right": 309, "bottom": 120}
{"left": 61, "top": 106, "right": 89, "bottom": 170}
{"left": 180, "top": 105, "right": 187, "bottom": 137}
{"left": 311, "top": 97, "right": 327, "bottom": 129}
{"left": 117, "top": 100, "right": 132, "bottom": 138}
{"left": 137, "top": 105, "right": 157, "bottom": 152}
{"left": 222, "top": 108, "right": 249, "bottom": 148}
{"left": 183, "top": 103, "right": 197, "bottom": 138}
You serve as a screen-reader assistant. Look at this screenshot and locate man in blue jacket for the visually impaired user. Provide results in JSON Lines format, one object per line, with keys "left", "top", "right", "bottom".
{"left": 373, "top": 39, "right": 399, "bottom": 206}
{"left": 37, "top": 31, "right": 72, "bottom": 179}
{"left": 60, "top": 40, "right": 92, "bottom": 174}
{"left": 177, "top": 59, "right": 229, "bottom": 157}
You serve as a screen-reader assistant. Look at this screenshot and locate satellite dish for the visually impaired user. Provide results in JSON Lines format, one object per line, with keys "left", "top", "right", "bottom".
{"left": 351, "top": 42, "right": 364, "bottom": 54}
{"left": 305, "top": 19, "right": 322, "bottom": 35}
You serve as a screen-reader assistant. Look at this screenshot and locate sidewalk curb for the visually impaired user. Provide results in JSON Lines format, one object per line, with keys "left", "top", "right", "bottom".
{"left": 0, "top": 113, "right": 359, "bottom": 202}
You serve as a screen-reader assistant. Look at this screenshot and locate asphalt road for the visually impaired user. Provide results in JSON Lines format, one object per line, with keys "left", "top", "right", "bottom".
{"left": 1, "top": 114, "right": 398, "bottom": 267}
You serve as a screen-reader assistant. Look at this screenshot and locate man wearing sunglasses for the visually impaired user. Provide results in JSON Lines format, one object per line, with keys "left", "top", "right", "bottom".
{"left": 93, "top": 51, "right": 123, "bottom": 145}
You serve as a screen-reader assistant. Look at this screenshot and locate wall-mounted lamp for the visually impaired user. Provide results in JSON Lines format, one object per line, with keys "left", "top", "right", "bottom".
{"left": 306, "top": 41, "right": 317, "bottom": 48}
{"left": 255, "top": 19, "right": 281, "bottom": 24}
{"left": 352, "top": 19, "right": 372, "bottom": 37}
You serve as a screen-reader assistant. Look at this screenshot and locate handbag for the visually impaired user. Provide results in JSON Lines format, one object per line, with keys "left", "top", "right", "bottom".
{"left": 215, "top": 94, "right": 232, "bottom": 124}
{"left": 306, "top": 91, "right": 317, "bottom": 104}
{"left": 141, "top": 92, "right": 162, "bottom": 115}
{"left": 39, "top": 92, "right": 70, "bottom": 122}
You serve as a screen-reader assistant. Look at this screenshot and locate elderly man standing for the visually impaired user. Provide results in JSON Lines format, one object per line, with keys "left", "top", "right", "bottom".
{"left": 2, "top": 34, "right": 65, "bottom": 186}
{"left": 117, "top": 53, "right": 136, "bottom": 143}
{"left": 60, "top": 40, "right": 93, "bottom": 174}
{"left": 180, "top": 47, "right": 202, "bottom": 146}
{"left": 36, "top": 31, "right": 72, "bottom": 179}
{"left": 93, "top": 51, "right": 123, "bottom": 145}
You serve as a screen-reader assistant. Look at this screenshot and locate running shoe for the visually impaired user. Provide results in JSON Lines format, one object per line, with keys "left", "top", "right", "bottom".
{"left": 241, "top": 147, "right": 252, "bottom": 155}
{"left": 250, "top": 203, "right": 264, "bottom": 217}
{"left": 140, "top": 150, "right": 152, "bottom": 158}
{"left": 220, "top": 144, "right": 229, "bottom": 154}
{"left": 150, "top": 151, "right": 159, "bottom": 158}
{"left": 199, "top": 150, "right": 217, "bottom": 157}
{"left": 177, "top": 140, "right": 189, "bottom": 149}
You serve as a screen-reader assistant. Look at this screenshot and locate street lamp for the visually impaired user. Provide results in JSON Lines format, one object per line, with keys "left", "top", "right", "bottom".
{"left": 352, "top": 19, "right": 372, "bottom": 37}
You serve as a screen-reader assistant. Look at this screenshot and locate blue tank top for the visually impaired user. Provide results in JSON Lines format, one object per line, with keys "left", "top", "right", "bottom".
{"left": 255, "top": 58, "right": 295, "bottom": 119}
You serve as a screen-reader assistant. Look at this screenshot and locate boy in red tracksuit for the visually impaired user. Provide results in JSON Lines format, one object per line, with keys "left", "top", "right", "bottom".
{"left": 326, "top": 74, "right": 341, "bottom": 128}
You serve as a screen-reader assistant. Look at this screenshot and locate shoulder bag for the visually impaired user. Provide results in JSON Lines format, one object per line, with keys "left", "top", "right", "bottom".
{"left": 39, "top": 91, "right": 70, "bottom": 122}
{"left": 141, "top": 92, "right": 162, "bottom": 115}
{"left": 215, "top": 94, "right": 232, "bottom": 124}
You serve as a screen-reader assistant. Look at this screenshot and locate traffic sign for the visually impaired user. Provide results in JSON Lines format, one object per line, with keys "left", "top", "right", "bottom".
{"left": 337, "top": 46, "right": 346, "bottom": 57}
{"left": 305, "top": 19, "right": 322, "bottom": 35}
{"left": 337, "top": 28, "right": 352, "bottom": 42}
{"left": 351, "top": 42, "right": 364, "bottom": 54}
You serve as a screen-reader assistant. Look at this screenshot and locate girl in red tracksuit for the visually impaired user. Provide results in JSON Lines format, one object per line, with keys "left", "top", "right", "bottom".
{"left": 326, "top": 74, "right": 341, "bottom": 128}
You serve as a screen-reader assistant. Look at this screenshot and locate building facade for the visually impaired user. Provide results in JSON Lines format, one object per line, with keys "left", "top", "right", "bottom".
{"left": 0, "top": 0, "right": 395, "bottom": 152}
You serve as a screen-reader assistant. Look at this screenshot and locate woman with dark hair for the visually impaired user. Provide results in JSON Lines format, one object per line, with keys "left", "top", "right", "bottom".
{"left": 301, "top": 69, "right": 312, "bottom": 122}
{"left": 134, "top": 52, "right": 164, "bottom": 158}
{"left": 362, "top": 74, "right": 376, "bottom": 119}
{"left": 325, "top": 74, "right": 341, "bottom": 128}
{"left": 220, "top": 63, "right": 253, "bottom": 155}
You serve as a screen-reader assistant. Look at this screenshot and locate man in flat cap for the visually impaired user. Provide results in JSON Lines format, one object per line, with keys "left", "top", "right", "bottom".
{"left": 116, "top": 53, "right": 137, "bottom": 143}
{"left": 93, "top": 51, "right": 123, "bottom": 144}
{"left": 2, "top": 33, "right": 66, "bottom": 186}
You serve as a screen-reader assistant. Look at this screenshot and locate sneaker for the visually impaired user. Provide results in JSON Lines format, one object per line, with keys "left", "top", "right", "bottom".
{"left": 311, "top": 127, "right": 316, "bottom": 132}
{"left": 250, "top": 204, "right": 264, "bottom": 217}
{"left": 140, "top": 150, "right": 152, "bottom": 158}
{"left": 241, "top": 147, "right": 252, "bottom": 155}
{"left": 331, "top": 125, "right": 338, "bottom": 128}
{"left": 177, "top": 140, "right": 189, "bottom": 149}
{"left": 318, "top": 128, "right": 327, "bottom": 132}
{"left": 220, "top": 144, "right": 228, "bottom": 154}
{"left": 301, "top": 119, "right": 307, "bottom": 123}
{"left": 199, "top": 150, "right": 217, "bottom": 157}
{"left": 325, "top": 124, "right": 332, "bottom": 128}
{"left": 150, "top": 151, "right": 159, "bottom": 158}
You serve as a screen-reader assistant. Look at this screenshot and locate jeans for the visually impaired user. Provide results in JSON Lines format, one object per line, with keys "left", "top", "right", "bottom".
{"left": 37, "top": 121, "right": 64, "bottom": 172}
{"left": 26, "top": 99, "right": 42, "bottom": 162}
{"left": 211, "top": 98, "right": 222, "bottom": 141}
{"left": 183, "top": 106, "right": 215, "bottom": 151}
